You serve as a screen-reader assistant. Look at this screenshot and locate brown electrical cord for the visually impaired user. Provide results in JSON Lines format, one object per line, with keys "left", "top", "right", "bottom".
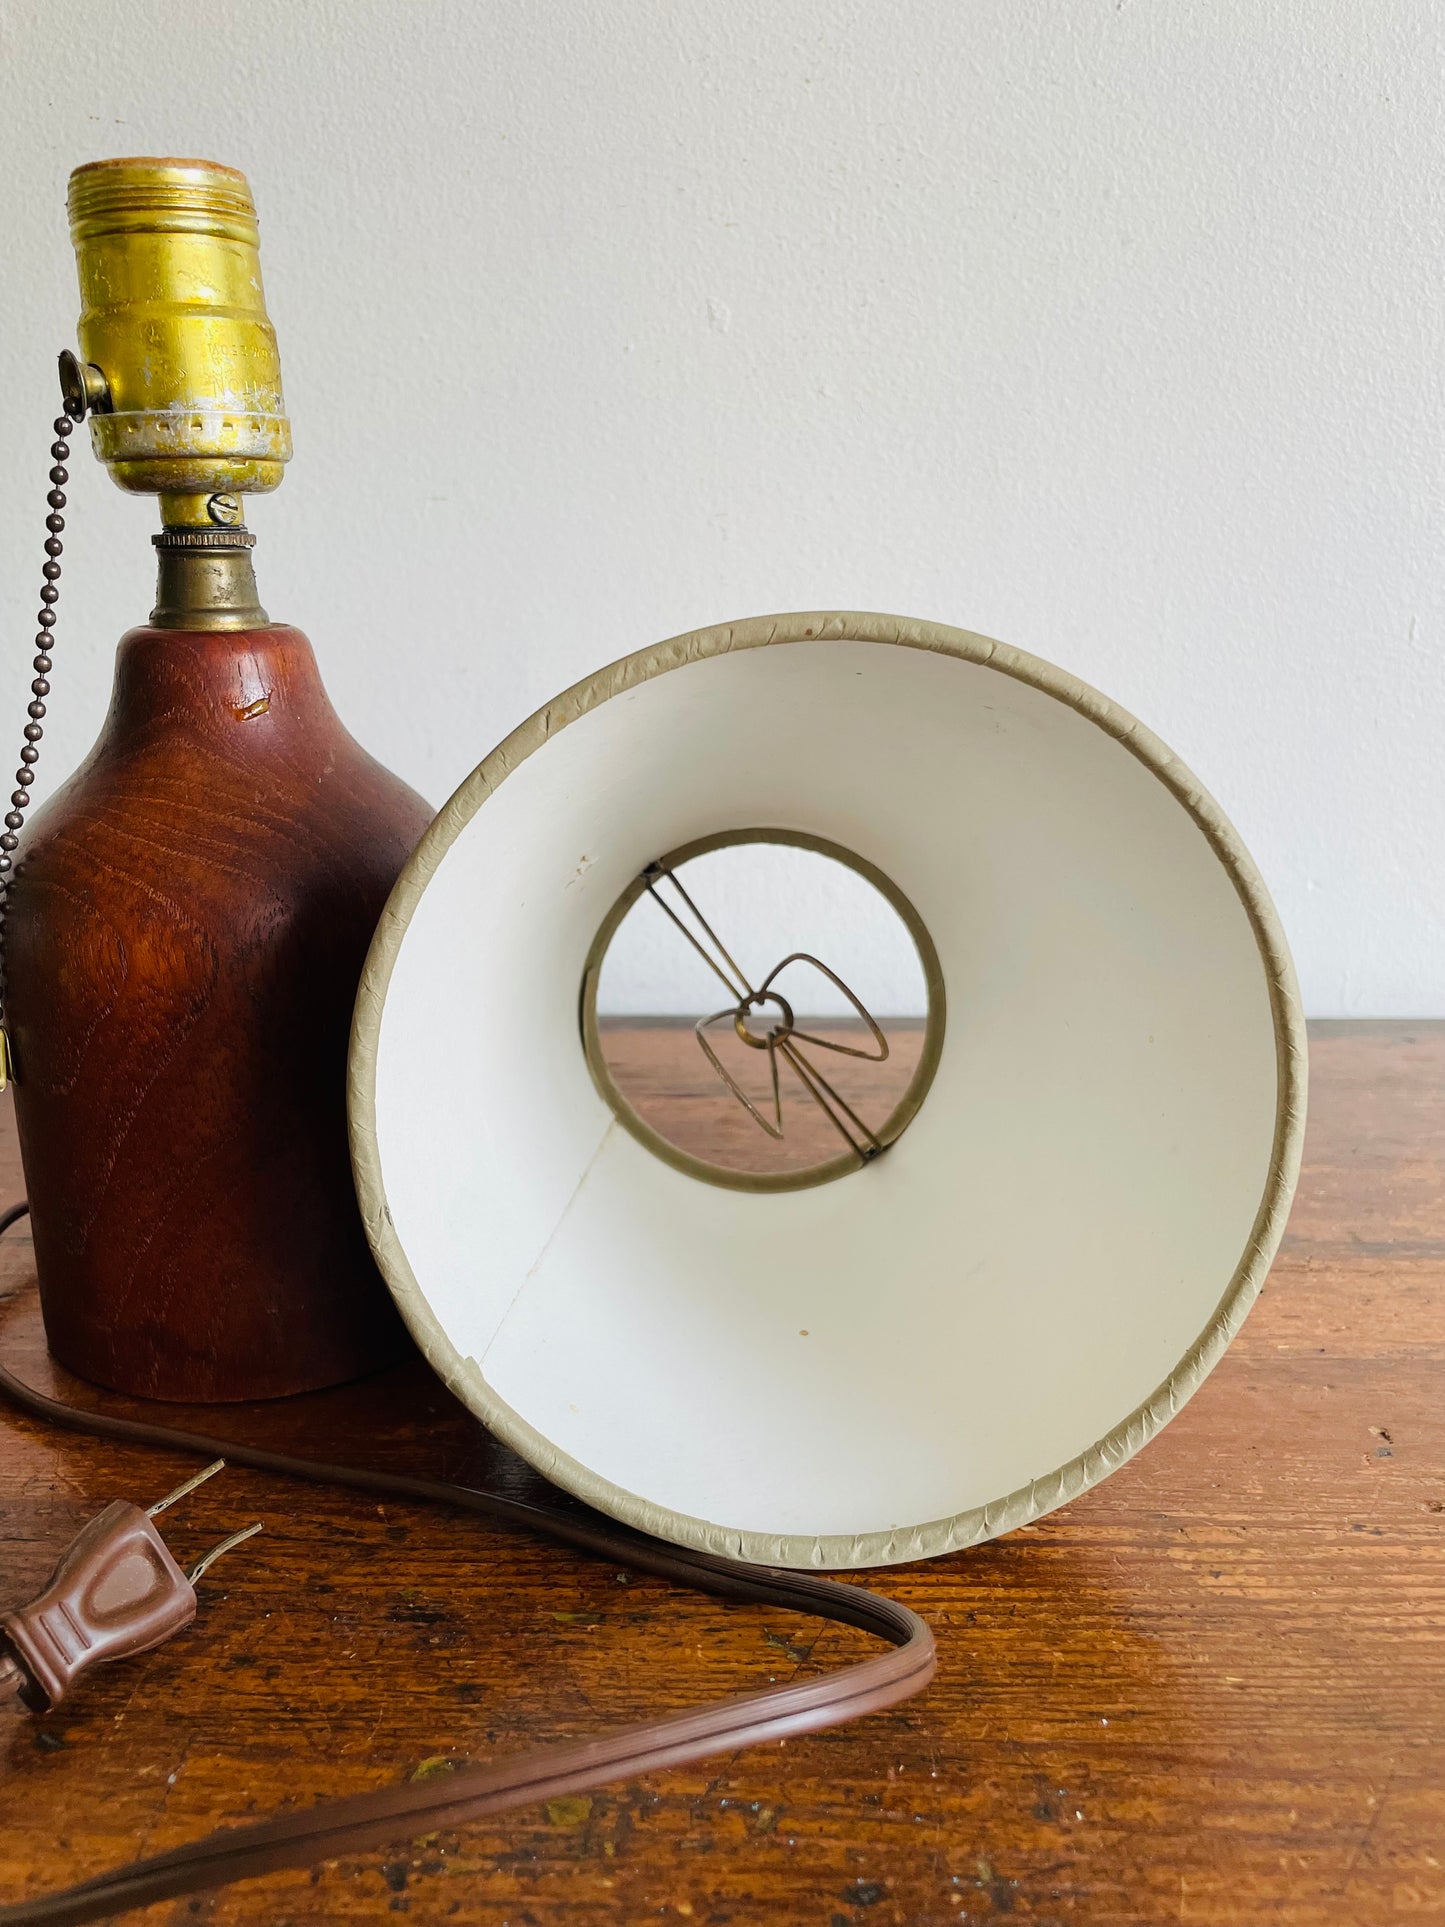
{"left": 0, "top": 1204, "right": 935, "bottom": 1927}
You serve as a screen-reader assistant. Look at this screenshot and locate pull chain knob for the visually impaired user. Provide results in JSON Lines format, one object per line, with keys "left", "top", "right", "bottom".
{"left": 56, "top": 349, "right": 109, "bottom": 423}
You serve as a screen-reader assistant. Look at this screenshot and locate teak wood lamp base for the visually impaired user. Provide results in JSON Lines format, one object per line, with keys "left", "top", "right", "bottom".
{"left": 7, "top": 617, "right": 430, "bottom": 1401}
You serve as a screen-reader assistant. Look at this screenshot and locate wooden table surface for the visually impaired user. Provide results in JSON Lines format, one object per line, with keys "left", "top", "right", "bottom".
{"left": 0, "top": 1020, "right": 1441, "bottom": 1926}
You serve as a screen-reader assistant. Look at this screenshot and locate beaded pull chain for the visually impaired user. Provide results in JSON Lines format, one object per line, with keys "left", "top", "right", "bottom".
{"left": 0, "top": 408, "right": 78, "bottom": 1089}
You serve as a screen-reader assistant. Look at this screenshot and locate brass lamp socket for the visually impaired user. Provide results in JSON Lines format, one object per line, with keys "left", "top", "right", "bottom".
{"left": 65, "top": 157, "right": 292, "bottom": 500}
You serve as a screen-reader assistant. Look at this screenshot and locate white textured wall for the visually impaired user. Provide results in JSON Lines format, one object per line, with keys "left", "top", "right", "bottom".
{"left": 0, "top": 0, "right": 1440, "bottom": 1015}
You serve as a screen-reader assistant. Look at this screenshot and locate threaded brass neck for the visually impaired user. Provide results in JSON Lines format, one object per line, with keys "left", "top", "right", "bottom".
{"left": 68, "top": 156, "right": 258, "bottom": 245}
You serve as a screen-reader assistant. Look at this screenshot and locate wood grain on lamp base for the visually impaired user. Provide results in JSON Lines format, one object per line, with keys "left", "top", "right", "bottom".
{"left": 0, "top": 1020, "right": 1441, "bottom": 1925}
{"left": 4, "top": 621, "right": 432, "bottom": 1402}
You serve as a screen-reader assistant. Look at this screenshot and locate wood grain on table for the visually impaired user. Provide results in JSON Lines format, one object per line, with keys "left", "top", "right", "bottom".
{"left": 0, "top": 1021, "right": 1441, "bottom": 1926}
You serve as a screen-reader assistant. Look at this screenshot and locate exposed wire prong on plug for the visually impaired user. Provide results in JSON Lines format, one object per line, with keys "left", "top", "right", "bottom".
{"left": 188, "top": 1521, "right": 262, "bottom": 1585}
{"left": 147, "top": 1457, "right": 226, "bottom": 1517}
{"left": 0, "top": 1650, "right": 25, "bottom": 1706}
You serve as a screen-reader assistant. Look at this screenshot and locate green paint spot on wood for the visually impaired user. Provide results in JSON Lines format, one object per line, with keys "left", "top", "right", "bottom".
{"left": 763, "top": 1629, "right": 811, "bottom": 1661}
{"left": 546, "top": 1795, "right": 594, "bottom": 1827}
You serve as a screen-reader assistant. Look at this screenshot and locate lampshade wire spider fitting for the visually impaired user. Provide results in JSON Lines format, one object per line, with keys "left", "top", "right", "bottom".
{"left": 640, "top": 861, "right": 891, "bottom": 1164}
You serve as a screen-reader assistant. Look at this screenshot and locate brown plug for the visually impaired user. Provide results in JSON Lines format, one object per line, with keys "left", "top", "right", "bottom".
{"left": 0, "top": 1460, "right": 260, "bottom": 1714}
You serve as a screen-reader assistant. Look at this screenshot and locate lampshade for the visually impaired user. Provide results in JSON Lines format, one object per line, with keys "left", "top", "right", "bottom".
{"left": 348, "top": 611, "right": 1305, "bottom": 1570}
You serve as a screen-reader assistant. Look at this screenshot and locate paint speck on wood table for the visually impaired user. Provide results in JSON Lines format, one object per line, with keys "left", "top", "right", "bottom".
{"left": 0, "top": 1021, "right": 1441, "bottom": 1925}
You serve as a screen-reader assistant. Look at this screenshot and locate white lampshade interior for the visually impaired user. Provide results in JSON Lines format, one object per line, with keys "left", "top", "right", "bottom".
{"left": 358, "top": 627, "right": 1297, "bottom": 1568}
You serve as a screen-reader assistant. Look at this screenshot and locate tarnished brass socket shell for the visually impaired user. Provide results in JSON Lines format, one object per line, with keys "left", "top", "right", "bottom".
{"left": 67, "top": 158, "right": 291, "bottom": 497}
